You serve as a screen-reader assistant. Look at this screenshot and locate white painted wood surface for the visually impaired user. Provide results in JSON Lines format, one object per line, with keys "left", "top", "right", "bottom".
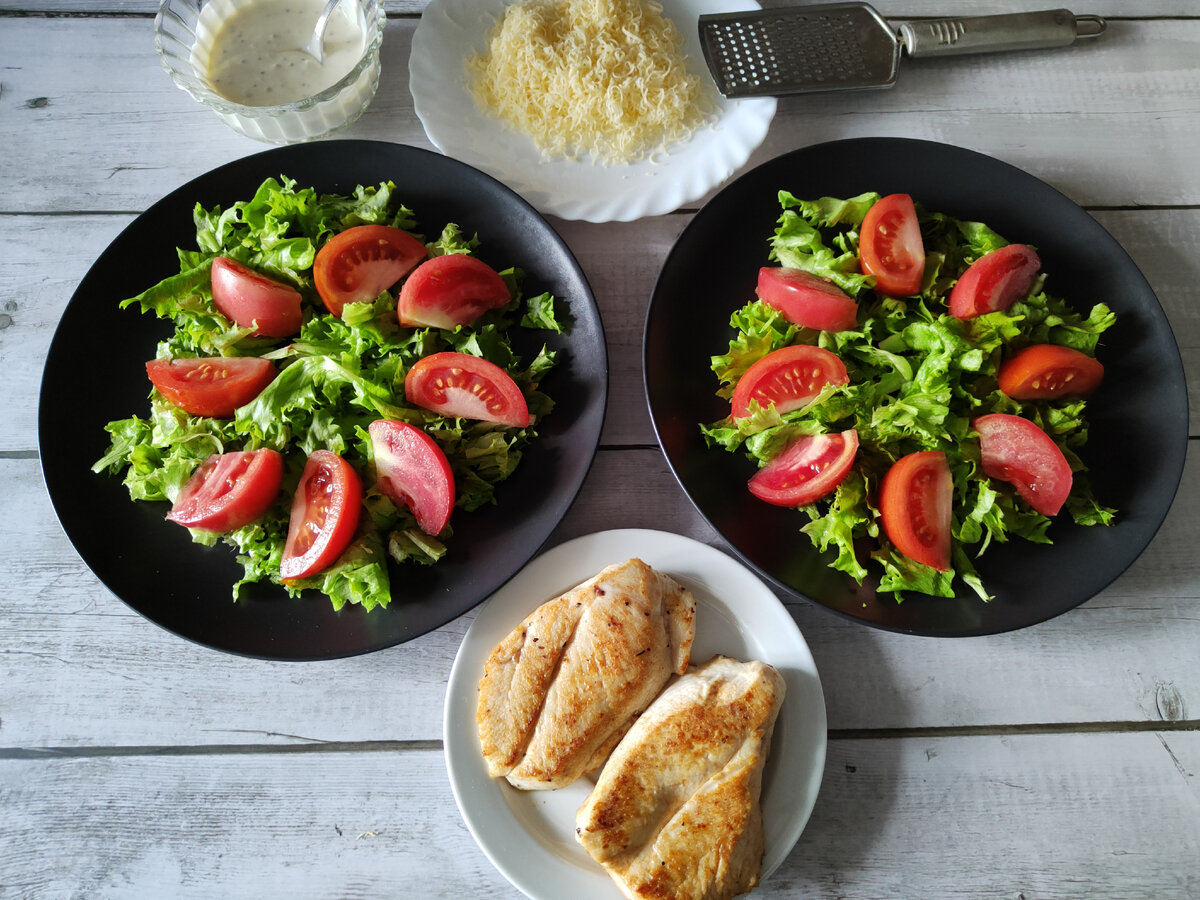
{"left": 1, "top": 2, "right": 1197, "bottom": 898}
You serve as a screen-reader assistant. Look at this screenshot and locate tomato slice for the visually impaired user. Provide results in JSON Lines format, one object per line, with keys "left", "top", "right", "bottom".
{"left": 756, "top": 267, "right": 859, "bottom": 332}
{"left": 313, "top": 224, "right": 427, "bottom": 317}
{"left": 166, "top": 449, "right": 284, "bottom": 532}
{"left": 368, "top": 420, "right": 456, "bottom": 536}
{"left": 948, "top": 243, "right": 1041, "bottom": 319}
{"left": 974, "top": 413, "right": 1072, "bottom": 516}
{"left": 879, "top": 450, "right": 953, "bottom": 571}
{"left": 998, "top": 344, "right": 1105, "bottom": 400}
{"left": 748, "top": 429, "right": 859, "bottom": 507}
{"left": 396, "top": 254, "right": 512, "bottom": 329}
{"left": 404, "top": 352, "right": 530, "bottom": 427}
{"left": 210, "top": 257, "right": 303, "bottom": 338}
{"left": 146, "top": 356, "right": 275, "bottom": 419}
{"left": 731, "top": 345, "right": 849, "bottom": 419}
{"left": 859, "top": 193, "right": 925, "bottom": 296}
{"left": 280, "top": 450, "right": 363, "bottom": 581}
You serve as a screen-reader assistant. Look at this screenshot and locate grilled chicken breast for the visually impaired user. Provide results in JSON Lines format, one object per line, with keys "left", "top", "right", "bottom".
{"left": 575, "top": 655, "right": 785, "bottom": 900}
{"left": 477, "top": 558, "right": 696, "bottom": 790}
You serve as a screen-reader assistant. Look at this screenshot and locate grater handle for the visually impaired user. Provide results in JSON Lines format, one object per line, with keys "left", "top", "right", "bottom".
{"left": 899, "top": 9, "right": 1107, "bottom": 58}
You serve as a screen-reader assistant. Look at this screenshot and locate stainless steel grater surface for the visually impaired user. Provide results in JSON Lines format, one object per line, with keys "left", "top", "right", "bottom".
{"left": 699, "top": 3, "right": 1106, "bottom": 98}
{"left": 699, "top": 3, "right": 900, "bottom": 97}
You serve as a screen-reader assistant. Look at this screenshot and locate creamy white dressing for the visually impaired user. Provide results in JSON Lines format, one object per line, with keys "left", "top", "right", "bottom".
{"left": 206, "top": 0, "right": 366, "bottom": 107}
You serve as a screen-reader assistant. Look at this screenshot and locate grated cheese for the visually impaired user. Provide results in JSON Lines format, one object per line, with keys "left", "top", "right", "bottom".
{"left": 467, "top": 0, "right": 718, "bottom": 165}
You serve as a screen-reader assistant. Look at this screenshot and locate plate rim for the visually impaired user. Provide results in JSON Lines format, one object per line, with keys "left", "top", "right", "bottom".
{"left": 443, "top": 527, "right": 828, "bottom": 899}
{"left": 643, "top": 135, "right": 1190, "bottom": 638}
{"left": 38, "top": 139, "right": 609, "bottom": 661}
{"left": 407, "top": 0, "right": 777, "bottom": 222}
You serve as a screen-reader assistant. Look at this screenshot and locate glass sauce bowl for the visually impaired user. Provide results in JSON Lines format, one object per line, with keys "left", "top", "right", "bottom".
{"left": 155, "top": 0, "right": 386, "bottom": 144}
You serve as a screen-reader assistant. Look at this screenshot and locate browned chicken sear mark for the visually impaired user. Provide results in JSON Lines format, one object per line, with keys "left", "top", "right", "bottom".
{"left": 476, "top": 558, "right": 696, "bottom": 790}
{"left": 576, "top": 655, "right": 786, "bottom": 900}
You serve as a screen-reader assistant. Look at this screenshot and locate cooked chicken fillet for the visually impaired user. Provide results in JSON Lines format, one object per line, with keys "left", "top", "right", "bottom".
{"left": 575, "top": 655, "right": 785, "bottom": 900}
{"left": 477, "top": 558, "right": 696, "bottom": 790}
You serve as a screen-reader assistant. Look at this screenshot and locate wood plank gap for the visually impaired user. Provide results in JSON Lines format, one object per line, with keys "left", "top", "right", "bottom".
{"left": 4, "top": 205, "right": 1199, "bottom": 219}
{"left": 0, "top": 8, "right": 413, "bottom": 16}
{"left": 4, "top": 720, "right": 1197, "bottom": 760}
{"left": 1089, "top": 204, "right": 1200, "bottom": 212}
{"left": 0, "top": 9, "right": 149, "bottom": 16}
{"left": 0, "top": 209, "right": 139, "bottom": 217}
{"left": 0, "top": 739, "right": 444, "bottom": 759}
{"left": 830, "top": 719, "right": 1200, "bottom": 740}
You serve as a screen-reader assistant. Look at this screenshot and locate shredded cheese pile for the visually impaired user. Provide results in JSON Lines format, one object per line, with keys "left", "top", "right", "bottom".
{"left": 468, "top": 0, "right": 718, "bottom": 165}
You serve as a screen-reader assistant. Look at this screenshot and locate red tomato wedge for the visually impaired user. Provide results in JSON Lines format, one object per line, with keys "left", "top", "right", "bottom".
{"left": 313, "top": 224, "right": 427, "bottom": 317}
{"left": 404, "top": 352, "right": 530, "bottom": 427}
{"left": 748, "top": 429, "right": 859, "bottom": 507}
{"left": 368, "top": 420, "right": 455, "bottom": 536}
{"left": 859, "top": 193, "right": 925, "bottom": 296}
{"left": 167, "top": 449, "right": 284, "bottom": 532}
{"left": 280, "top": 450, "right": 363, "bottom": 581}
{"left": 210, "top": 257, "right": 303, "bottom": 338}
{"left": 879, "top": 450, "right": 953, "bottom": 571}
{"left": 146, "top": 356, "right": 275, "bottom": 418}
{"left": 998, "top": 344, "right": 1105, "bottom": 400}
{"left": 757, "top": 267, "right": 859, "bottom": 332}
{"left": 396, "top": 254, "right": 511, "bottom": 329}
{"left": 731, "top": 345, "right": 849, "bottom": 419}
{"left": 948, "top": 243, "right": 1041, "bottom": 319}
{"left": 974, "top": 413, "right": 1072, "bottom": 517}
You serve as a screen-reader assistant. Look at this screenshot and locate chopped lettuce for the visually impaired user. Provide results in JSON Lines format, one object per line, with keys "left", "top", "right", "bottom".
{"left": 94, "top": 176, "right": 562, "bottom": 612}
{"left": 702, "top": 191, "right": 1116, "bottom": 602}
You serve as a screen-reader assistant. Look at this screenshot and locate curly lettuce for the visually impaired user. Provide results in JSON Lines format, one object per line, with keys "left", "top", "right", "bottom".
{"left": 94, "top": 176, "right": 562, "bottom": 612}
{"left": 702, "top": 191, "right": 1116, "bottom": 602}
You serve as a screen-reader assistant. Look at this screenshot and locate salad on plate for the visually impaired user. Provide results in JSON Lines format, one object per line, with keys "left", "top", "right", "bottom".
{"left": 93, "top": 176, "right": 563, "bottom": 613}
{"left": 702, "top": 191, "right": 1116, "bottom": 601}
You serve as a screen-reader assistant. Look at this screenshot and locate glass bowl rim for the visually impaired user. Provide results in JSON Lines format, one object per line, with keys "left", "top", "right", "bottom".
{"left": 154, "top": 0, "right": 387, "bottom": 118}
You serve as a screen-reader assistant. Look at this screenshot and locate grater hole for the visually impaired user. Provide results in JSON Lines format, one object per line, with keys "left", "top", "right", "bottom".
{"left": 704, "top": 11, "right": 886, "bottom": 94}
{"left": 706, "top": 20, "right": 781, "bottom": 90}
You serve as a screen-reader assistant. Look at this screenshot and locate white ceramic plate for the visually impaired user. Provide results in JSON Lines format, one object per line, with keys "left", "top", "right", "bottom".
{"left": 444, "top": 528, "right": 827, "bottom": 899}
{"left": 409, "top": 0, "right": 777, "bottom": 222}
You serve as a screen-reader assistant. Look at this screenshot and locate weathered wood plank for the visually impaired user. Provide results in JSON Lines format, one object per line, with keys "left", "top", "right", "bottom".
{"left": 2, "top": 5, "right": 1197, "bottom": 899}
{"left": 0, "top": 1, "right": 1195, "bottom": 18}
{"left": 0, "top": 447, "right": 713, "bottom": 749}
{"left": 555, "top": 207, "right": 1200, "bottom": 445}
{"left": 2, "top": 208, "right": 1198, "bottom": 453}
{"left": 1, "top": 18, "right": 1198, "bottom": 215}
{"left": 3, "top": 441, "right": 1197, "bottom": 748}
{"left": 2, "top": 732, "right": 1197, "bottom": 899}
{"left": 784, "top": 732, "right": 1200, "bottom": 900}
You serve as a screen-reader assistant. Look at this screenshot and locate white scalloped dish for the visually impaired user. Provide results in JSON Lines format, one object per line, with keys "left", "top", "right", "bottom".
{"left": 409, "top": 0, "right": 776, "bottom": 222}
{"left": 444, "top": 529, "right": 826, "bottom": 899}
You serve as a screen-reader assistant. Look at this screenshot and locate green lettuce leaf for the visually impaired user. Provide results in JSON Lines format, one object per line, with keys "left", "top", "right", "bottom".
{"left": 95, "top": 176, "right": 564, "bottom": 613}
{"left": 703, "top": 191, "right": 1118, "bottom": 603}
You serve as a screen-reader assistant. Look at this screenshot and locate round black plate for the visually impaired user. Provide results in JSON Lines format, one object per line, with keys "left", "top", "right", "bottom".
{"left": 644, "top": 137, "right": 1188, "bottom": 637}
{"left": 40, "top": 140, "right": 607, "bottom": 660}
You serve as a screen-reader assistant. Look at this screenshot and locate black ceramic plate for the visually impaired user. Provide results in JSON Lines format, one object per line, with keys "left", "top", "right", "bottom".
{"left": 40, "top": 141, "right": 607, "bottom": 660}
{"left": 644, "top": 137, "right": 1188, "bottom": 637}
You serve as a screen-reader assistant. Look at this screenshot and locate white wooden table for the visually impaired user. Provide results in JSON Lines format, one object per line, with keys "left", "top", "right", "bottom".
{"left": 2, "top": 1, "right": 1198, "bottom": 897}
